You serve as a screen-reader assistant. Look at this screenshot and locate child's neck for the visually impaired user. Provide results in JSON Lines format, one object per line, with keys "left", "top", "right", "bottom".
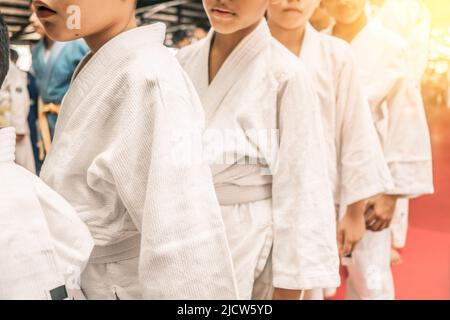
{"left": 84, "top": 16, "right": 138, "bottom": 53}
{"left": 332, "top": 12, "right": 368, "bottom": 43}
{"left": 268, "top": 20, "right": 306, "bottom": 56}
{"left": 209, "top": 19, "right": 262, "bottom": 83}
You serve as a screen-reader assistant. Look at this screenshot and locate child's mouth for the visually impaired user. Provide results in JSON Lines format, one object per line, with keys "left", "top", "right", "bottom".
{"left": 35, "top": 3, "right": 57, "bottom": 19}
{"left": 211, "top": 7, "right": 236, "bottom": 19}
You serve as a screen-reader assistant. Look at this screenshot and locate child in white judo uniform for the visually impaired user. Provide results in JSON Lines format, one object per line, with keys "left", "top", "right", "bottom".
{"left": 267, "top": 0, "right": 394, "bottom": 299}
{"left": 0, "top": 58, "right": 36, "bottom": 173}
{"left": 0, "top": 15, "right": 94, "bottom": 299}
{"left": 374, "top": 0, "right": 431, "bottom": 262}
{"left": 177, "top": 0, "right": 340, "bottom": 300}
{"left": 323, "top": 0, "right": 434, "bottom": 300}
{"left": 34, "top": 0, "right": 238, "bottom": 299}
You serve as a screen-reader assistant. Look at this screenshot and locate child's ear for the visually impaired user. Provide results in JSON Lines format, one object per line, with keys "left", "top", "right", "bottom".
{"left": 0, "top": 14, "right": 10, "bottom": 87}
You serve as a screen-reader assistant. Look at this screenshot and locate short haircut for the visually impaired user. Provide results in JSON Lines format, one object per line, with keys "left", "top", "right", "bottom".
{"left": 195, "top": 21, "right": 210, "bottom": 32}
{"left": 172, "top": 29, "right": 189, "bottom": 45}
{"left": 0, "top": 14, "right": 9, "bottom": 87}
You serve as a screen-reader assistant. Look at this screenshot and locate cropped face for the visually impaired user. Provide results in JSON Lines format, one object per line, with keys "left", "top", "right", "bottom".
{"left": 322, "top": 0, "right": 366, "bottom": 24}
{"left": 202, "top": 0, "right": 269, "bottom": 34}
{"left": 31, "top": 0, "right": 136, "bottom": 41}
{"left": 29, "top": 10, "right": 46, "bottom": 37}
{"left": 268, "top": 0, "right": 320, "bottom": 30}
{"left": 310, "top": 1, "right": 333, "bottom": 31}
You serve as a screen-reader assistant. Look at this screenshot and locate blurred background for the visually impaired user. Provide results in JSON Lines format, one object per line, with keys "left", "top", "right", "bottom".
{"left": 0, "top": 0, "right": 449, "bottom": 108}
{"left": 0, "top": 0, "right": 449, "bottom": 300}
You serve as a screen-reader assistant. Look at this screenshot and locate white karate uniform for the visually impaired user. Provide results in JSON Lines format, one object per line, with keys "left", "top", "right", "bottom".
{"left": 177, "top": 19, "right": 340, "bottom": 299}
{"left": 376, "top": 0, "right": 431, "bottom": 250}
{"left": 300, "top": 23, "right": 392, "bottom": 214}
{"left": 0, "top": 63, "right": 36, "bottom": 173}
{"left": 40, "top": 23, "right": 238, "bottom": 300}
{"left": 0, "top": 127, "right": 93, "bottom": 300}
{"left": 299, "top": 24, "right": 393, "bottom": 300}
{"left": 376, "top": 0, "right": 431, "bottom": 84}
{"left": 347, "top": 19, "right": 434, "bottom": 300}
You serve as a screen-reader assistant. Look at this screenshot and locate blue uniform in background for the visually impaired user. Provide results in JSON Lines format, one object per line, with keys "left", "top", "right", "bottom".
{"left": 32, "top": 39, "right": 88, "bottom": 140}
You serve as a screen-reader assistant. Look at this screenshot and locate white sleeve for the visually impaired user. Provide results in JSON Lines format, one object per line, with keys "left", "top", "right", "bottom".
{"left": 337, "top": 51, "right": 393, "bottom": 207}
{"left": 31, "top": 172, "right": 94, "bottom": 288}
{"left": 109, "top": 76, "right": 238, "bottom": 299}
{"left": 0, "top": 164, "right": 65, "bottom": 299}
{"left": 271, "top": 68, "right": 340, "bottom": 290}
{"left": 9, "top": 70, "right": 30, "bottom": 135}
{"left": 383, "top": 49, "right": 433, "bottom": 197}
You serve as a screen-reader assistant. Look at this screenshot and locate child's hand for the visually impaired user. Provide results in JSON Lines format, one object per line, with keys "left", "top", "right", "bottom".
{"left": 272, "top": 288, "right": 302, "bottom": 300}
{"left": 337, "top": 199, "right": 367, "bottom": 256}
{"left": 365, "top": 194, "right": 398, "bottom": 232}
{"left": 16, "top": 134, "right": 25, "bottom": 143}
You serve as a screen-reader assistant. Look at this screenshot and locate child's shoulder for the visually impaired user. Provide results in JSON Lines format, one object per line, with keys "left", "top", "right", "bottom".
{"left": 317, "top": 32, "right": 358, "bottom": 73}
{"left": 367, "top": 19, "right": 406, "bottom": 54}
{"left": 116, "top": 43, "right": 187, "bottom": 90}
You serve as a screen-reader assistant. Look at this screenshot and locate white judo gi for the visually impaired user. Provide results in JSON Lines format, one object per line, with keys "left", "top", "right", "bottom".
{"left": 376, "top": 0, "right": 431, "bottom": 249}
{"left": 0, "top": 62, "right": 35, "bottom": 173}
{"left": 299, "top": 24, "right": 393, "bottom": 300}
{"left": 300, "top": 23, "right": 392, "bottom": 213}
{"left": 177, "top": 19, "right": 340, "bottom": 299}
{"left": 347, "top": 19, "right": 434, "bottom": 300}
{"left": 40, "top": 23, "right": 238, "bottom": 300}
{"left": 0, "top": 127, "right": 93, "bottom": 300}
{"left": 376, "top": 0, "right": 431, "bottom": 84}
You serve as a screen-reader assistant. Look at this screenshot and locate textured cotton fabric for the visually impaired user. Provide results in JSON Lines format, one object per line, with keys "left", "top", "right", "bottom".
{"left": 351, "top": 20, "right": 433, "bottom": 197}
{"left": 300, "top": 24, "right": 393, "bottom": 214}
{"left": 0, "top": 127, "right": 93, "bottom": 300}
{"left": 344, "top": 19, "right": 434, "bottom": 300}
{"left": 40, "top": 23, "right": 238, "bottom": 300}
{"left": 375, "top": 0, "right": 431, "bottom": 252}
{"left": 178, "top": 19, "right": 340, "bottom": 293}
{"left": 376, "top": 0, "right": 431, "bottom": 84}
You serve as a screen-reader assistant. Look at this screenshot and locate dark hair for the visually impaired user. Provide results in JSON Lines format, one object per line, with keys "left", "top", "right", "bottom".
{"left": 0, "top": 14, "right": 9, "bottom": 87}
{"left": 195, "top": 21, "right": 210, "bottom": 33}
{"left": 10, "top": 48, "right": 18, "bottom": 64}
{"left": 172, "top": 30, "right": 190, "bottom": 45}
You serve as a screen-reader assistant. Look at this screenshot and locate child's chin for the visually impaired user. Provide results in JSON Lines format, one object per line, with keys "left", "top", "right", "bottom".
{"left": 211, "top": 23, "right": 240, "bottom": 35}
{"left": 46, "top": 28, "right": 80, "bottom": 42}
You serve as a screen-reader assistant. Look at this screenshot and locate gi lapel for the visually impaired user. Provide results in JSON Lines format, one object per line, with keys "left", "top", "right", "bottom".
{"left": 200, "top": 19, "right": 272, "bottom": 122}
{"left": 299, "top": 23, "right": 321, "bottom": 67}
{"left": 57, "top": 24, "right": 167, "bottom": 134}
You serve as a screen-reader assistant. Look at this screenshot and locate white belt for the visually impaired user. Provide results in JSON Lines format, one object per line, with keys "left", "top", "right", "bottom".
{"left": 90, "top": 234, "right": 140, "bottom": 264}
{"left": 215, "top": 184, "right": 272, "bottom": 206}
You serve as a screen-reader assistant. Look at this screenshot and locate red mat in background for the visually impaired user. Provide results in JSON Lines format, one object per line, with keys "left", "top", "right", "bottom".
{"left": 333, "top": 106, "right": 450, "bottom": 300}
